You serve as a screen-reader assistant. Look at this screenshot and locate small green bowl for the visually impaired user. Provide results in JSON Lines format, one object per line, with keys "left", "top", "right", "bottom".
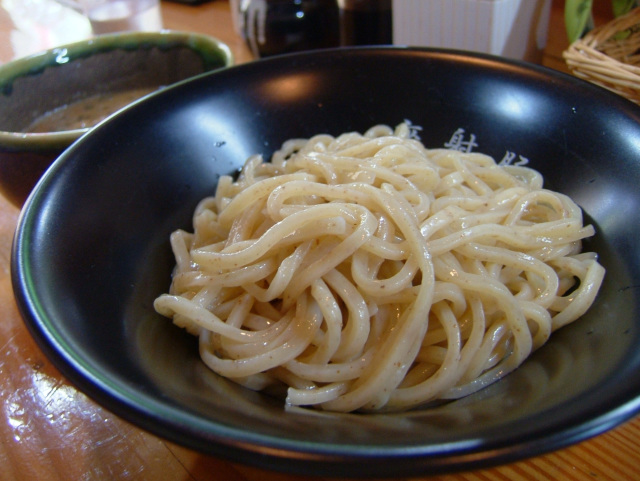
{"left": 0, "top": 31, "right": 233, "bottom": 207}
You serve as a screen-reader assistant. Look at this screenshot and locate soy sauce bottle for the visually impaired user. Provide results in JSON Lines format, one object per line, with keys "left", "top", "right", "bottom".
{"left": 339, "top": 0, "right": 392, "bottom": 46}
{"left": 242, "top": 0, "right": 340, "bottom": 58}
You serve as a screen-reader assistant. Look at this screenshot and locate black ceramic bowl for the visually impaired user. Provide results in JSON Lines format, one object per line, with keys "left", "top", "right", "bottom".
{"left": 11, "top": 48, "right": 640, "bottom": 478}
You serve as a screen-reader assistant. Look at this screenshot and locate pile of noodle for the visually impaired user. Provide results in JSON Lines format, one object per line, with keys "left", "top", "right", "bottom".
{"left": 154, "top": 123, "right": 605, "bottom": 413}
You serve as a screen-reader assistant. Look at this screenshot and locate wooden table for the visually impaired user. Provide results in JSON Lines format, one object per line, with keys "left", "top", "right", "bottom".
{"left": 0, "top": 1, "right": 638, "bottom": 480}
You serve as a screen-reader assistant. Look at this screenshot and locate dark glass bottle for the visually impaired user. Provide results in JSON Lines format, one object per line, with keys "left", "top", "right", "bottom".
{"left": 339, "top": 0, "right": 392, "bottom": 46}
{"left": 242, "top": 0, "right": 341, "bottom": 58}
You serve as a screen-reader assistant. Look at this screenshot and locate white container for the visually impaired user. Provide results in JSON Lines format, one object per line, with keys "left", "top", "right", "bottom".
{"left": 392, "top": 0, "right": 551, "bottom": 63}
{"left": 55, "top": 0, "right": 163, "bottom": 35}
{"left": 84, "top": 0, "right": 163, "bottom": 35}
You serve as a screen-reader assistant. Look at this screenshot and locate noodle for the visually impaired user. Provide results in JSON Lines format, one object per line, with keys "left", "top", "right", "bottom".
{"left": 153, "top": 122, "right": 605, "bottom": 413}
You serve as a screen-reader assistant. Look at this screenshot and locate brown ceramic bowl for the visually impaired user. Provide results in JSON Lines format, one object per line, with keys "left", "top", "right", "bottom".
{"left": 0, "top": 30, "right": 233, "bottom": 206}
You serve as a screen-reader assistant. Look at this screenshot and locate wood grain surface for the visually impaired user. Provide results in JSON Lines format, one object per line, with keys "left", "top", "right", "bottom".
{"left": 0, "top": 1, "right": 637, "bottom": 480}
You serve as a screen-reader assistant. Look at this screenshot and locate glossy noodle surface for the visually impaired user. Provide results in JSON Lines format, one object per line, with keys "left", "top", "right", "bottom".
{"left": 154, "top": 123, "right": 605, "bottom": 413}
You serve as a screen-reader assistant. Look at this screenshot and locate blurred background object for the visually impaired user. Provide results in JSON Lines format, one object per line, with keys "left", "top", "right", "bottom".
{"left": 56, "top": 0, "right": 163, "bottom": 34}
{"left": 0, "top": 0, "right": 92, "bottom": 60}
{"left": 241, "top": 0, "right": 340, "bottom": 57}
{"left": 237, "top": 0, "right": 552, "bottom": 62}
{"left": 392, "top": 0, "right": 552, "bottom": 63}
{"left": 338, "top": 0, "right": 391, "bottom": 46}
{"left": 564, "top": 5, "right": 640, "bottom": 104}
{"left": 564, "top": 0, "right": 638, "bottom": 43}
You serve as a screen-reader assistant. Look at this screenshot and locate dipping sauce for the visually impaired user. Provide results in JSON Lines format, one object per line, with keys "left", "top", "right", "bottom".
{"left": 25, "top": 87, "right": 158, "bottom": 133}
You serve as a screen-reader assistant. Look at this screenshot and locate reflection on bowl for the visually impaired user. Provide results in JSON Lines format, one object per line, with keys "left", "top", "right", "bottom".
{"left": 11, "top": 48, "right": 640, "bottom": 477}
{"left": 0, "top": 30, "right": 233, "bottom": 206}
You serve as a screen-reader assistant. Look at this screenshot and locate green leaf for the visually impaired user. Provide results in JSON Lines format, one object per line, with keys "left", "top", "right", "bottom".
{"left": 565, "top": 0, "right": 593, "bottom": 43}
{"left": 612, "top": 0, "right": 638, "bottom": 17}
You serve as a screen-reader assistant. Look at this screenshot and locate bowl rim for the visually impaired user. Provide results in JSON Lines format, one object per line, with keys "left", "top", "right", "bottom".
{"left": 0, "top": 30, "right": 234, "bottom": 145}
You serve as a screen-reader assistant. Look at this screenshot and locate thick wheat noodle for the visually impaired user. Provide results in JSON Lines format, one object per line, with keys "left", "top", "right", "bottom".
{"left": 154, "top": 122, "right": 605, "bottom": 413}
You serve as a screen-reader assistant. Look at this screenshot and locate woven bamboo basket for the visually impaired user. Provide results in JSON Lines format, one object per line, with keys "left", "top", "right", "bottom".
{"left": 564, "top": 7, "right": 640, "bottom": 104}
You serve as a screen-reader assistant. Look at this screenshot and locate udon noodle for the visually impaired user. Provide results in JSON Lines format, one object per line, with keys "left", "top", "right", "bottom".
{"left": 153, "top": 123, "right": 605, "bottom": 413}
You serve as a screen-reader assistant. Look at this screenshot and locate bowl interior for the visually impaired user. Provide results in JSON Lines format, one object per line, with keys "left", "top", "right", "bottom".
{"left": 12, "top": 48, "right": 640, "bottom": 477}
{"left": 0, "top": 32, "right": 232, "bottom": 133}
